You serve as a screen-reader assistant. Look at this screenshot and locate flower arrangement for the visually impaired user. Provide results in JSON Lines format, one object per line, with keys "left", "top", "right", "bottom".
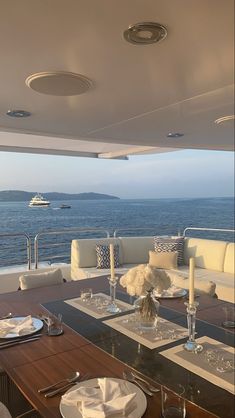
{"left": 120, "top": 264, "right": 172, "bottom": 296}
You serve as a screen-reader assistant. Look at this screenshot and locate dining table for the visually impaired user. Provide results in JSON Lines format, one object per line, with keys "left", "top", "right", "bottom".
{"left": 0, "top": 275, "right": 234, "bottom": 418}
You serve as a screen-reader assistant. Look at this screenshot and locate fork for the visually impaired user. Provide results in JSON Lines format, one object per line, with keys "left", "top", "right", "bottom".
{"left": 44, "top": 373, "right": 91, "bottom": 398}
{"left": 130, "top": 371, "right": 160, "bottom": 392}
{"left": 123, "top": 371, "right": 153, "bottom": 396}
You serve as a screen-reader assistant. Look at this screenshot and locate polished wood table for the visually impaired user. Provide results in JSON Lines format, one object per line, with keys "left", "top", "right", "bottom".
{"left": 0, "top": 277, "right": 234, "bottom": 418}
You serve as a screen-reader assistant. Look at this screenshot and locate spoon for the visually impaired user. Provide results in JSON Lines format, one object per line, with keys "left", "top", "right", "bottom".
{"left": 123, "top": 371, "right": 153, "bottom": 396}
{"left": 38, "top": 371, "right": 80, "bottom": 393}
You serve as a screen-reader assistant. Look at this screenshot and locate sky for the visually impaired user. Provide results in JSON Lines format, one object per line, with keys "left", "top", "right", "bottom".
{"left": 0, "top": 149, "right": 234, "bottom": 199}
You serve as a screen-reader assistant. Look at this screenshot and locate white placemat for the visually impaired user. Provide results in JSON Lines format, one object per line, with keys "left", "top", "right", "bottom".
{"left": 160, "top": 336, "right": 235, "bottom": 394}
{"left": 65, "top": 293, "right": 133, "bottom": 319}
{"left": 104, "top": 313, "right": 188, "bottom": 349}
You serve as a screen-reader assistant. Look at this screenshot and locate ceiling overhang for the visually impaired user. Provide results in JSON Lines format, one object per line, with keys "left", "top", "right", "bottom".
{"left": 0, "top": 0, "right": 234, "bottom": 156}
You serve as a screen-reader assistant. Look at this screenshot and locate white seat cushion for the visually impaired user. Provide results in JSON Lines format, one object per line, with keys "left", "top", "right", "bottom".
{"left": 19, "top": 268, "right": 63, "bottom": 290}
{"left": 71, "top": 238, "right": 122, "bottom": 280}
{"left": 119, "top": 237, "right": 154, "bottom": 264}
{"left": 223, "top": 242, "right": 235, "bottom": 274}
{"left": 184, "top": 238, "right": 228, "bottom": 271}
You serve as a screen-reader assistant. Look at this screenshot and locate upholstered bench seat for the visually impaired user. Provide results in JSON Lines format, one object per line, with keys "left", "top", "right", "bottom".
{"left": 71, "top": 236, "right": 234, "bottom": 303}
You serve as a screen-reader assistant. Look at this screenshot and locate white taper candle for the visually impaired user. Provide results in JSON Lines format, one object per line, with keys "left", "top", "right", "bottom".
{"left": 189, "top": 257, "right": 195, "bottom": 305}
{"left": 110, "top": 243, "right": 115, "bottom": 280}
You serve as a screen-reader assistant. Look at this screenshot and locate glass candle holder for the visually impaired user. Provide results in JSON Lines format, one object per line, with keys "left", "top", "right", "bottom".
{"left": 183, "top": 301, "right": 203, "bottom": 353}
{"left": 106, "top": 276, "right": 121, "bottom": 314}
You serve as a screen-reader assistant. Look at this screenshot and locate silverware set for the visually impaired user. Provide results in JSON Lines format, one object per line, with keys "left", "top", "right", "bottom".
{"left": 0, "top": 333, "right": 42, "bottom": 349}
{"left": 38, "top": 372, "right": 90, "bottom": 398}
{"left": 123, "top": 370, "right": 160, "bottom": 396}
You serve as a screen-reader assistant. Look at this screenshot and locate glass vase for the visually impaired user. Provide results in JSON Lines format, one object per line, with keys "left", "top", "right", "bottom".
{"left": 134, "top": 290, "right": 160, "bottom": 329}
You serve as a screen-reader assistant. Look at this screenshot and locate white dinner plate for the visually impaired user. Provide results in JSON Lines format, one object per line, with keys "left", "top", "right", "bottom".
{"left": 0, "top": 316, "right": 43, "bottom": 339}
{"left": 153, "top": 287, "right": 187, "bottom": 299}
{"left": 60, "top": 377, "right": 147, "bottom": 418}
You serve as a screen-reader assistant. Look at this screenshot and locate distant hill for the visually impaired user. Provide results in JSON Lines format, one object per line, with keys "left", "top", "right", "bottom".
{"left": 0, "top": 190, "right": 120, "bottom": 202}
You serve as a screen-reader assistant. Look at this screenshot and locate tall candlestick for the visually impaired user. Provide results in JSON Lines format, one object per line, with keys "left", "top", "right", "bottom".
{"left": 110, "top": 243, "right": 115, "bottom": 280}
{"left": 189, "top": 257, "right": 195, "bottom": 305}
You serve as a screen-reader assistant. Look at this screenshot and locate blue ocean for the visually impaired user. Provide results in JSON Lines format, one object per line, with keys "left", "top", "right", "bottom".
{"left": 0, "top": 197, "right": 234, "bottom": 267}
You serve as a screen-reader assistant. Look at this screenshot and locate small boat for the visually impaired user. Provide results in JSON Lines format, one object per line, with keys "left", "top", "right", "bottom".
{"left": 29, "top": 193, "right": 50, "bottom": 207}
{"left": 60, "top": 204, "right": 71, "bottom": 209}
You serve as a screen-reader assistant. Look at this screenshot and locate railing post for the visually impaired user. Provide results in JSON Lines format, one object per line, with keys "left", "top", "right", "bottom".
{"left": 34, "top": 234, "right": 39, "bottom": 269}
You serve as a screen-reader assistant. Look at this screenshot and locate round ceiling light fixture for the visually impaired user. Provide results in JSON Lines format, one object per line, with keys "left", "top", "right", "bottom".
{"left": 123, "top": 22, "right": 167, "bottom": 45}
{"left": 25, "top": 71, "right": 93, "bottom": 96}
{"left": 167, "top": 132, "right": 184, "bottom": 138}
{"left": 6, "top": 109, "right": 31, "bottom": 118}
{"left": 214, "top": 115, "right": 235, "bottom": 125}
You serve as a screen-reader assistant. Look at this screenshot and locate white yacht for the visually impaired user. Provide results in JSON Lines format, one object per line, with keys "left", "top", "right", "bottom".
{"left": 28, "top": 193, "right": 50, "bottom": 207}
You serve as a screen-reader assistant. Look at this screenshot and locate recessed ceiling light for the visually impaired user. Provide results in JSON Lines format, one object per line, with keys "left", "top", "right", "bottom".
{"left": 214, "top": 115, "right": 235, "bottom": 125}
{"left": 6, "top": 109, "right": 31, "bottom": 118}
{"left": 123, "top": 22, "right": 167, "bottom": 45}
{"left": 25, "top": 71, "right": 93, "bottom": 96}
{"left": 167, "top": 132, "right": 184, "bottom": 138}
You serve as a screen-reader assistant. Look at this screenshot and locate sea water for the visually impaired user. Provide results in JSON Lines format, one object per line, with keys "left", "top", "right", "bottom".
{"left": 0, "top": 197, "right": 234, "bottom": 267}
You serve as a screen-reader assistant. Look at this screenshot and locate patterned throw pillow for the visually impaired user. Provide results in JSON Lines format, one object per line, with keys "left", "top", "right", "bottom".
{"left": 96, "top": 244, "right": 120, "bottom": 269}
{"left": 153, "top": 236, "right": 184, "bottom": 266}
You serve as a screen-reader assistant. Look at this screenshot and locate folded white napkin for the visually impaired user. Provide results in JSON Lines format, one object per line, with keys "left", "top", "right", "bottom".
{"left": 0, "top": 315, "right": 35, "bottom": 337}
{"left": 62, "top": 378, "right": 136, "bottom": 418}
{"left": 164, "top": 285, "right": 183, "bottom": 296}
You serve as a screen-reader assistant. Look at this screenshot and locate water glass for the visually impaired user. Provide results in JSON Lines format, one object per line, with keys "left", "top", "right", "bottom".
{"left": 47, "top": 313, "right": 63, "bottom": 336}
{"left": 222, "top": 306, "right": 235, "bottom": 328}
{"left": 161, "top": 385, "right": 186, "bottom": 418}
{"left": 80, "top": 288, "right": 93, "bottom": 303}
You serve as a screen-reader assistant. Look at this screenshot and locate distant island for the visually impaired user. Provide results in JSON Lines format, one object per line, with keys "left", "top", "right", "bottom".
{"left": 0, "top": 190, "right": 120, "bottom": 202}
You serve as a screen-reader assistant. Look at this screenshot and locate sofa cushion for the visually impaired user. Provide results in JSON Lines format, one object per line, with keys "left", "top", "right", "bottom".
{"left": 71, "top": 238, "right": 122, "bottom": 271}
{"left": 223, "top": 243, "right": 234, "bottom": 274}
{"left": 183, "top": 237, "right": 228, "bottom": 271}
{"left": 149, "top": 251, "right": 178, "bottom": 269}
{"left": 154, "top": 236, "right": 184, "bottom": 265}
{"left": 96, "top": 244, "right": 120, "bottom": 269}
{"left": 119, "top": 236, "right": 154, "bottom": 264}
{"left": 19, "top": 268, "right": 63, "bottom": 290}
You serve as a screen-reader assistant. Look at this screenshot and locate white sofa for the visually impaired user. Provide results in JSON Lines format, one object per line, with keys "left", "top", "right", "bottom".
{"left": 71, "top": 236, "right": 234, "bottom": 303}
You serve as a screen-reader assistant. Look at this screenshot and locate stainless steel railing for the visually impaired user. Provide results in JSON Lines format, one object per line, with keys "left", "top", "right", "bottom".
{"left": 183, "top": 227, "right": 235, "bottom": 237}
{"left": 0, "top": 232, "right": 31, "bottom": 269}
{"left": 113, "top": 227, "right": 175, "bottom": 237}
{"left": 34, "top": 228, "right": 110, "bottom": 268}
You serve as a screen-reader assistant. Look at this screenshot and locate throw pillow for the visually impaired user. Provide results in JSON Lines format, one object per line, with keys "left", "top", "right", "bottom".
{"left": 96, "top": 244, "right": 120, "bottom": 269}
{"left": 19, "top": 268, "right": 63, "bottom": 290}
{"left": 154, "top": 236, "right": 184, "bottom": 265}
{"left": 149, "top": 250, "right": 178, "bottom": 269}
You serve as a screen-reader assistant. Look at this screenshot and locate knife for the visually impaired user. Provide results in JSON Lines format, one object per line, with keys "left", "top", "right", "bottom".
{"left": 0, "top": 333, "right": 43, "bottom": 346}
{"left": 0, "top": 336, "right": 40, "bottom": 349}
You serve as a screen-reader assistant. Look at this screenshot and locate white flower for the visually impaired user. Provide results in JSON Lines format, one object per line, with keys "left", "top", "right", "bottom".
{"left": 120, "top": 264, "right": 172, "bottom": 296}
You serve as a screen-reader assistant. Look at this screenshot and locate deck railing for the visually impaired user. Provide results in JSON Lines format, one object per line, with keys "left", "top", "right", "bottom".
{"left": 0, "top": 227, "right": 234, "bottom": 270}
{"left": 113, "top": 227, "right": 180, "bottom": 237}
{"left": 34, "top": 228, "right": 110, "bottom": 269}
{"left": 183, "top": 227, "right": 235, "bottom": 238}
{"left": 0, "top": 232, "right": 31, "bottom": 269}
